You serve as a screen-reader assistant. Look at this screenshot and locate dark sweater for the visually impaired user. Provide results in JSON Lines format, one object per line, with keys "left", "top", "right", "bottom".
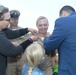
{"left": 0, "top": 28, "right": 33, "bottom": 75}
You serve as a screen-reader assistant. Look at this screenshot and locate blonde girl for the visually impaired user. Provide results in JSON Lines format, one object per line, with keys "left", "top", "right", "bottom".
{"left": 22, "top": 43, "right": 45, "bottom": 75}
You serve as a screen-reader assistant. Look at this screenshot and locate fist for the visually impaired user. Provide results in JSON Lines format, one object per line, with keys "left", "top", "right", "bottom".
{"left": 30, "top": 35, "right": 38, "bottom": 41}
{"left": 28, "top": 28, "right": 38, "bottom": 35}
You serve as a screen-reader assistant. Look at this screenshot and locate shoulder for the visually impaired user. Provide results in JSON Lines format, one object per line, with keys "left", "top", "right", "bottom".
{"left": 3, "top": 28, "right": 12, "bottom": 33}
{"left": 17, "top": 26, "right": 23, "bottom": 29}
{"left": 54, "top": 17, "right": 69, "bottom": 28}
{"left": 55, "top": 17, "right": 65, "bottom": 23}
{"left": 32, "top": 67, "right": 45, "bottom": 75}
{"left": 22, "top": 64, "right": 28, "bottom": 75}
{"left": 22, "top": 65, "right": 45, "bottom": 75}
{"left": 55, "top": 15, "right": 72, "bottom": 23}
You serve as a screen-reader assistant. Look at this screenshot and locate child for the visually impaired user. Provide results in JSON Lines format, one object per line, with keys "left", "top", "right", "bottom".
{"left": 51, "top": 52, "right": 58, "bottom": 75}
{"left": 22, "top": 43, "right": 45, "bottom": 75}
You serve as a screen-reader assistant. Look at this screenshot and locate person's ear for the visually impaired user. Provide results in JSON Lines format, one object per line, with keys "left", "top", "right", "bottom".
{"left": 62, "top": 11, "right": 68, "bottom": 16}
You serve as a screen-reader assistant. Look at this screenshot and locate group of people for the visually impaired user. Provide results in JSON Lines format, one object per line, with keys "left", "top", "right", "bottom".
{"left": 0, "top": 4, "right": 76, "bottom": 75}
{"left": 5, "top": 9, "right": 57, "bottom": 75}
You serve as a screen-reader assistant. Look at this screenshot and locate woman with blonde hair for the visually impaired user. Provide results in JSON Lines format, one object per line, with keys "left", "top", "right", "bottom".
{"left": 22, "top": 43, "right": 45, "bottom": 75}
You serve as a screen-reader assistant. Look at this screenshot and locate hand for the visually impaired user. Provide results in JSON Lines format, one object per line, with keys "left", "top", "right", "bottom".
{"left": 28, "top": 28, "right": 38, "bottom": 35}
{"left": 51, "top": 55, "right": 58, "bottom": 66}
{"left": 30, "top": 35, "right": 38, "bottom": 41}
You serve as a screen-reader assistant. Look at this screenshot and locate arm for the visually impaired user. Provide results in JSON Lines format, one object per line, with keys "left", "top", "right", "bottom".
{"left": 44, "top": 18, "right": 66, "bottom": 51}
{"left": 0, "top": 32, "right": 38, "bottom": 56}
{"left": 0, "top": 34, "right": 31, "bottom": 56}
{"left": 3, "top": 28, "right": 29, "bottom": 39}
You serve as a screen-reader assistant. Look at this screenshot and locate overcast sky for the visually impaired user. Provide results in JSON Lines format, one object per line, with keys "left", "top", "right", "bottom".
{"left": 0, "top": 0, "right": 76, "bottom": 33}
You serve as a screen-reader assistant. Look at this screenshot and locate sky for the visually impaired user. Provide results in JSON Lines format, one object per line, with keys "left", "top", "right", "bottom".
{"left": 0, "top": 0, "right": 76, "bottom": 33}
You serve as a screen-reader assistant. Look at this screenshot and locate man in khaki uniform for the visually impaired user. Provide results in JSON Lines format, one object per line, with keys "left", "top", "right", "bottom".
{"left": 6, "top": 10, "right": 25, "bottom": 75}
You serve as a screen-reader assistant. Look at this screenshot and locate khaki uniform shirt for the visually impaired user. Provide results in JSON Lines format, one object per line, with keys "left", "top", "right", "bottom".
{"left": 24, "top": 33, "right": 53, "bottom": 75}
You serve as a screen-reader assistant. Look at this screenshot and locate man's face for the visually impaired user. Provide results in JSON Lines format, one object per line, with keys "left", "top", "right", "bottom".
{"left": 36, "top": 18, "right": 49, "bottom": 34}
{"left": 10, "top": 18, "right": 19, "bottom": 26}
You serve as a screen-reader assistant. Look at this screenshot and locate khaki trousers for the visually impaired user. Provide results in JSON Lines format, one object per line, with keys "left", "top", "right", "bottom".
{"left": 6, "top": 57, "right": 23, "bottom": 75}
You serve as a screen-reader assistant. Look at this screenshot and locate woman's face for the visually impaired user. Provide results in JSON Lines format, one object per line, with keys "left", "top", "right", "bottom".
{"left": 36, "top": 18, "right": 49, "bottom": 34}
{"left": 0, "top": 12, "right": 10, "bottom": 30}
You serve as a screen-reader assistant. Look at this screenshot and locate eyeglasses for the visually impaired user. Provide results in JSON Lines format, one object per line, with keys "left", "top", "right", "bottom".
{"left": 4, "top": 19, "right": 10, "bottom": 22}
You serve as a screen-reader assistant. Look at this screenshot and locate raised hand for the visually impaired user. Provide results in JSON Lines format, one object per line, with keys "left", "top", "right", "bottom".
{"left": 28, "top": 28, "right": 38, "bottom": 35}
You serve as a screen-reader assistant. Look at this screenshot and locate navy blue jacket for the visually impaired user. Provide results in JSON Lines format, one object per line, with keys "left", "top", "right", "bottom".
{"left": 44, "top": 12, "right": 76, "bottom": 75}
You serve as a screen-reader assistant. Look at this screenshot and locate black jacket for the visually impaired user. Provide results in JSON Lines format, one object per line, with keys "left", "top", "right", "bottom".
{"left": 0, "top": 28, "right": 32, "bottom": 75}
